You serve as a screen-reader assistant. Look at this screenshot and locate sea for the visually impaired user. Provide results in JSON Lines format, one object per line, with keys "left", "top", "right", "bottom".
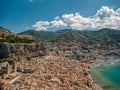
{"left": 90, "top": 59, "right": 120, "bottom": 90}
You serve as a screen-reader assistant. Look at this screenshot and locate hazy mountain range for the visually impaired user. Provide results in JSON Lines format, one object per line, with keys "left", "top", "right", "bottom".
{"left": 0, "top": 26, "right": 120, "bottom": 45}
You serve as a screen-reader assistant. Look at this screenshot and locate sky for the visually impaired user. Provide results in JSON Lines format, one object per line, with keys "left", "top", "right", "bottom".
{"left": 0, "top": 0, "right": 120, "bottom": 33}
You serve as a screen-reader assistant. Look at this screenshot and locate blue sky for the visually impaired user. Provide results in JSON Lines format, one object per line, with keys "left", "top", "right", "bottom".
{"left": 0, "top": 0, "right": 120, "bottom": 33}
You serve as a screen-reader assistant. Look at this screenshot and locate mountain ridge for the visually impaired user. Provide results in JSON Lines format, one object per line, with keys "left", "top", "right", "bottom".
{"left": 18, "top": 28, "right": 120, "bottom": 45}
{"left": 1, "top": 26, "right": 120, "bottom": 44}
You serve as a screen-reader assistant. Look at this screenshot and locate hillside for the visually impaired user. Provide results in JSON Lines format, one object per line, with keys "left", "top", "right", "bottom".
{"left": 54, "top": 31, "right": 88, "bottom": 43}
{"left": 81, "top": 28, "right": 120, "bottom": 45}
{"left": 0, "top": 26, "right": 35, "bottom": 43}
{"left": 18, "top": 28, "right": 120, "bottom": 45}
{"left": 0, "top": 26, "right": 13, "bottom": 37}
{"left": 18, "top": 30, "right": 55, "bottom": 41}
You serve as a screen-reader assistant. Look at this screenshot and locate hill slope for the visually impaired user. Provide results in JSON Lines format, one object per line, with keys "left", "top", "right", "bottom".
{"left": 18, "top": 28, "right": 120, "bottom": 44}
{"left": 0, "top": 26, "right": 13, "bottom": 37}
{"left": 54, "top": 31, "right": 88, "bottom": 42}
{"left": 0, "top": 26, "right": 35, "bottom": 43}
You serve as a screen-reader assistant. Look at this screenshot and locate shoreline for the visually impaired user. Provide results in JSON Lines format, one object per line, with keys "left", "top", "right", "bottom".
{"left": 90, "top": 57, "right": 120, "bottom": 69}
{"left": 90, "top": 58, "right": 120, "bottom": 90}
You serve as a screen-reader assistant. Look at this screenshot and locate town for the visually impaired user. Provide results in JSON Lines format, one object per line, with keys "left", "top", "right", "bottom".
{"left": 0, "top": 42, "right": 120, "bottom": 90}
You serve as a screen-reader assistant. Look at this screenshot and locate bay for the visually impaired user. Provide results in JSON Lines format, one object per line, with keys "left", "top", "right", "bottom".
{"left": 91, "top": 59, "right": 120, "bottom": 90}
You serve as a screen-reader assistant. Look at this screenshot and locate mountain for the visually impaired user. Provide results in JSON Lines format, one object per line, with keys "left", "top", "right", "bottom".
{"left": 81, "top": 28, "right": 120, "bottom": 45}
{"left": 96, "top": 28, "right": 120, "bottom": 44}
{"left": 18, "top": 28, "right": 120, "bottom": 45}
{"left": 53, "top": 31, "right": 88, "bottom": 42}
{"left": 0, "top": 26, "right": 35, "bottom": 43}
{"left": 0, "top": 26, "right": 13, "bottom": 37}
{"left": 55, "top": 29, "right": 74, "bottom": 33}
{"left": 18, "top": 30, "right": 55, "bottom": 41}
{"left": 18, "top": 29, "right": 88, "bottom": 42}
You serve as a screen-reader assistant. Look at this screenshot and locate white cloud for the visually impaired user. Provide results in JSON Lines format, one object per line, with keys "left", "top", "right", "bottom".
{"left": 62, "top": 6, "right": 120, "bottom": 30}
{"left": 50, "top": 16, "right": 67, "bottom": 28}
{"left": 32, "top": 21, "right": 49, "bottom": 31}
{"left": 62, "top": 12, "right": 93, "bottom": 30}
{"left": 33, "top": 6, "right": 120, "bottom": 31}
{"left": 51, "top": 19, "right": 67, "bottom": 28}
{"left": 54, "top": 16, "right": 60, "bottom": 20}
{"left": 93, "top": 6, "right": 120, "bottom": 29}
{"left": 95, "top": 6, "right": 115, "bottom": 20}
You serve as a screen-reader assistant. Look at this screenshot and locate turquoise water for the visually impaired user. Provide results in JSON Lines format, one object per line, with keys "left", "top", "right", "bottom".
{"left": 91, "top": 60, "right": 120, "bottom": 90}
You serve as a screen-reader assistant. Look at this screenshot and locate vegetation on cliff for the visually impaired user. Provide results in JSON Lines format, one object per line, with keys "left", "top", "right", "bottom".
{"left": 0, "top": 26, "right": 36, "bottom": 43}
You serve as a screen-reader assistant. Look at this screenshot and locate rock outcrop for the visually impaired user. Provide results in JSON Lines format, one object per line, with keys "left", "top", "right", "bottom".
{"left": 0, "top": 26, "right": 13, "bottom": 37}
{"left": 0, "top": 42, "right": 45, "bottom": 59}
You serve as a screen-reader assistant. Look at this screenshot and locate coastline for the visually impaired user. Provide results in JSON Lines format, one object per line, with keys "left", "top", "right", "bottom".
{"left": 90, "top": 57, "right": 120, "bottom": 69}
{"left": 89, "top": 59, "right": 105, "bottom": 90}
{"left": 90, "top": 58, "right": 120, "bottom": 90}
{"left": 92, "top": 82, "right": 103, "bottom": 90}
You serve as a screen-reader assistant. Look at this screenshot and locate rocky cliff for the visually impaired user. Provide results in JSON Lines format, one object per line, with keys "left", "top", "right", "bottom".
{"left": 0, "top": 42, "right": 45, "bottom": 59}
{"left": 0, "top": 26, "right": 13, "bottom": 37}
